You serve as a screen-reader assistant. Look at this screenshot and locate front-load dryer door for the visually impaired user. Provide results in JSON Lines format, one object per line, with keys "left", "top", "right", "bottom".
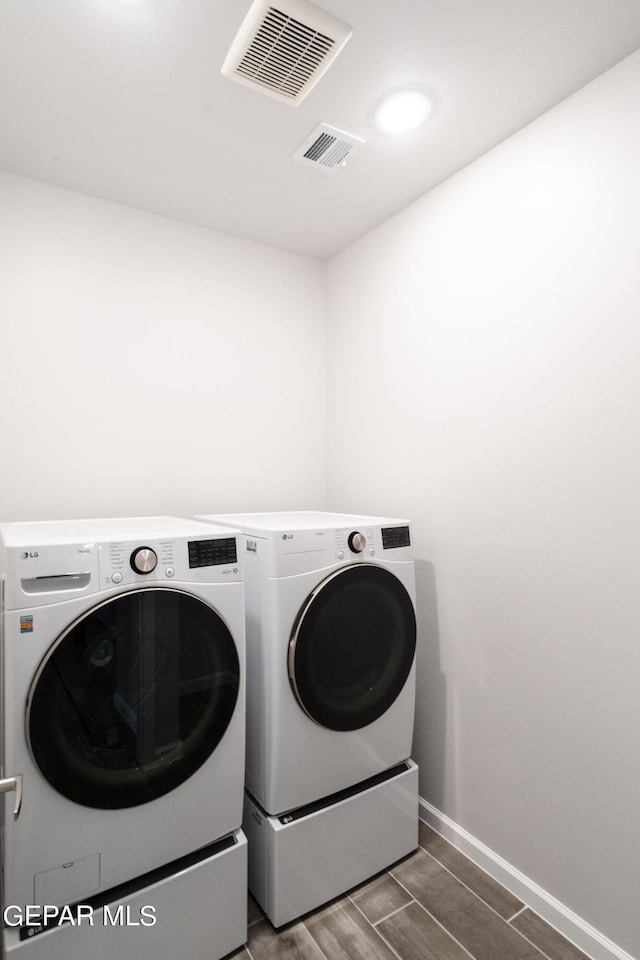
{"left": 288, "top": 564, "right": 416, "bottom": 731}
{"left": 26, "top": 587, "right": 240, "bottom": 809}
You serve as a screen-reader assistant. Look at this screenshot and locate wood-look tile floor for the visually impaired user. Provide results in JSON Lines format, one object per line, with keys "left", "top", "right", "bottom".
{"left": 230, "top": 820, "right": 592, "bottom": 960}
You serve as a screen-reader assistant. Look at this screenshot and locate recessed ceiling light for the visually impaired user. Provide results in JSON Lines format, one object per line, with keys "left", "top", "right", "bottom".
{"left": 374, "top": 88, "right": 433, "bottom": 136}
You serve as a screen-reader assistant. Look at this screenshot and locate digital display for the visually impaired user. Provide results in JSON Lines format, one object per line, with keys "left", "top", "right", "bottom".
{"left": 381, "top": 526, "right": 411, "bottom": 550}
{"left": 188, "top": 538, "right": 237, "bottom": 568}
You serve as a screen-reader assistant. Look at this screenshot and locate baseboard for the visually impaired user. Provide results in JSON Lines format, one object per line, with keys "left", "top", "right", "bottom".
{"left": 418, "top": 798, "right": 634, "bottom": 960}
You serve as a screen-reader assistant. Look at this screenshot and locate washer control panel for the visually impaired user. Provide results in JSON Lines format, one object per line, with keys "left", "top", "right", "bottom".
{"left": 130, "top": 546, "right": 158, "bottom": 575}
{"left": 100, "top": 536, "right": 240, "bottom": 586}
{"left": 188, "top": 537, "right": 237, "bottom": 569}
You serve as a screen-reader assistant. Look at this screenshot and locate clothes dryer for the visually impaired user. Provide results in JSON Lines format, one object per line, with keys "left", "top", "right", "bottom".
{"left": 0, "top": 517, "right": 247, "bottom": 957}
{"left": 197, "top": 511, "right": 417, "bottom": 813}
{"left": 195, "top": 511, "right": 419, "bottom": 925}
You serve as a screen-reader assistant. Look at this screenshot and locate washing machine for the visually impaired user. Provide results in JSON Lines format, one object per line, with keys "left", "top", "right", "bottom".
{"left": 195, "top": 511, "right": 419, "bottom": 925}
{"left": 0, "top": 517, "right": 247, "bottom": 960}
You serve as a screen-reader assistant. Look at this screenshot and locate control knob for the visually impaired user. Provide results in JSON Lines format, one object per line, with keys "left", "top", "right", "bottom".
{"left": 130, "top": 546, "right": 158, "bottom": 575}
{"left": 348, "top": 531, "right": 366, "bottom": 554}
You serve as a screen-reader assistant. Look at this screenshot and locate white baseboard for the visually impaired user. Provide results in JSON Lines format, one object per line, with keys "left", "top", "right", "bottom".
{"left": 418, "top": 798, "right": 634, "bottom": 960}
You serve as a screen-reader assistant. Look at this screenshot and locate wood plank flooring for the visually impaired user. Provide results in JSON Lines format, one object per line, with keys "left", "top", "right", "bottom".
{"left": 230, "top": 819, "right": 592, "bottom": 960}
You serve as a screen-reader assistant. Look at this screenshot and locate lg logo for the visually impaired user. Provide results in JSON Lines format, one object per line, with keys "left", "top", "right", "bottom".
{"left": 21, "top": 551, "right": 39, "bottom": 559}
{"left": 282, "top": 534, "right": 293, "bottom": 541}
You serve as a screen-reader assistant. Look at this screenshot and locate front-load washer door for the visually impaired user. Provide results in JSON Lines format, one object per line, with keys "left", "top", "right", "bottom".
{"left": 26, "top": 587, "right": 240, "bottom": 809}
{"left": 288, "top": 564, "right": 416, "bottom": 732}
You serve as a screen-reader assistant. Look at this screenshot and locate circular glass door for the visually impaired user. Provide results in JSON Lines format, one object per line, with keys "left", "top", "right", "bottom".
{"left": 288, "top": 564, "right": 416, "bottom": 731}
{"left": 27, "top": 588, "right": 239, "bottom": 809}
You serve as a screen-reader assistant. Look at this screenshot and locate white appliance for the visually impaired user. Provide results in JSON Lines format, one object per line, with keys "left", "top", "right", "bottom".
{"left": 0, "top": 517, "right": 247, "bottom": 959}
{"left": 243, "top": 760, "right": 418, "bottom": 927}
{"left": 1, "top": 832, "right": 247, "bottom": 960}
{"left": 195, "top": 511, "right": 419, "bottom": 925}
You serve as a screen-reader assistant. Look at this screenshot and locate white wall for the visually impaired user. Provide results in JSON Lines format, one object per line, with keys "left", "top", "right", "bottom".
{"left": 325, "top": 50, "right": 640, "bottom": 959}
{"left": 0, "top": 172, "right": 326, "bottom": 521}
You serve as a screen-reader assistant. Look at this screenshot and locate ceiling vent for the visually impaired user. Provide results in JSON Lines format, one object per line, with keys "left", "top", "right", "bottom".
{"left": 292, "top": 123, "right": 365, "bottom": 173}
{"left": 222, "top": 0, "right": 353, "bottom": 105}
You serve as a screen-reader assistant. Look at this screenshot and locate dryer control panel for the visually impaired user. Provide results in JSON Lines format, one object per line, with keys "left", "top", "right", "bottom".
{"left": 335, "top": 526, "right": 377, "bottom": 559}
{"left": 334, "top": 525, "right": 411, "bottom": 561}
{"left": 256, "top": 523, "right": 413, "bottom": 577}
{"left": 381, "top": 525, "right": 411, "bottom": 550}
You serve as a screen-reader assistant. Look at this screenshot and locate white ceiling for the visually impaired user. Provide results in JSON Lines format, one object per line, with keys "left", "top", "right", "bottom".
{"left": 2, "top": 0, "right": 640, "bottom": 260}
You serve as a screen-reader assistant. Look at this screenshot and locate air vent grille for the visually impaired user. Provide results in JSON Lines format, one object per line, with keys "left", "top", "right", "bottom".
{"left": 293, "top": 123, "right": 365, "bottom": 173}
{"left": 236, "top": 8, "right": 334, "bottom": 100}
{"left": 222, "top": 0, "right": 353, "bottom": 105}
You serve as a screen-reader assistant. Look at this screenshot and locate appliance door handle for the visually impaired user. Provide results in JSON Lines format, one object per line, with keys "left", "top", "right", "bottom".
{"left": 0, "top": 774, "right": 23, "bottom": 818}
